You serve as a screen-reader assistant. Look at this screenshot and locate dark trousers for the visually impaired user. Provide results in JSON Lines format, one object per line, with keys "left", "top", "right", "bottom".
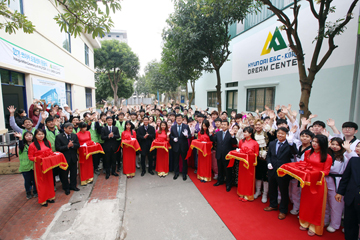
{"left": 93, "top": 154, "right": 100, "bottom": 171}
{"left": 344, "top": 201, "right": 360, "bottom": 240}
{"left": 52, "top": 166, "right": 60, "bottom": 186}
{"left": 217, "top": 158, "right": 232, "bottom": 187}
{"left": 116, "top": 148, "right": 122, "bottom": 170}
{"left": 104, "top": 149, "right": 117, "bottom": 174}
{"left": 268, "top": 172, "right": 290, "bottom": 214}
{"left": 193, "top": 149, "right": 198, "bottom": 169}
{"left": 59, "top": 161, "right": 77, "bottom": 190}
{"left": 22, "top": 170, "right": 37, "bottom": 194}
{"left": 173, "top": 151, "right": 188, "bottom": 175}
{"left": 141, "top": 150, "right": 154, "bottom": 172}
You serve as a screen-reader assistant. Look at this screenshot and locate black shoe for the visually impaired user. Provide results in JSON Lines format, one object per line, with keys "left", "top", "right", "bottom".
{"left": 94, "top": 169, "right": 100, "bottom": 175}
{"left": 173, "top": 173, "right": 179, "bottom": 180}
{"left": 42, "top": 202, "right": 48, "bottom": 207}
{"left": 70, "top": 187, "right": 80, "bottom": 191}
{"left": 226, "top": 186, "right": 231, "bottom": 192}
{"left": 148, "top": 171, "right": 155, "bottom": 175}
{"left": 26, "top": 192, "right": 32, "bottom": 199}
{"left": 47, "top": 199, "right": 55, "bottom": 203}
{"left": 141, "top": 171, "right": 146, "bottom": 177}
{"left": 106, "top": 174, "right": 110, "bottom": 179}
{"left": 111, "top": 172, "right": 119, "bottom": 177}
{"left": 213, "top": 182, "right": 224, "bottom": 186}
{"left": 65, "top": 189, "right": 70, "bottom": 195}
{"left": 117, "top": 168, "right": 121, "bottom": 172}
{"left": 33, "top": 193, "right": 38, "bottom": 198}
{"left": 183, "top": 174, "right": 187, "bottom": 181}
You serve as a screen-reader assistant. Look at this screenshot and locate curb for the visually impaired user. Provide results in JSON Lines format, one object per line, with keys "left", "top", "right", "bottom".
{"left": 116, "top": 174, "right": 127, "bottom": 240}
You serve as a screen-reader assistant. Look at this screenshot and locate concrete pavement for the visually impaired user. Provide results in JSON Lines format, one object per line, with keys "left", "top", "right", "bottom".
{"left": 121, "top": 169, "right": 235, "bottom": 240}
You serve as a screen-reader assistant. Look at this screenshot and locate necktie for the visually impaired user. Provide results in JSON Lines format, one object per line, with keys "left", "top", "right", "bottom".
{"left": 223, "top": 131, "right": 226, "bottom": 140}
{"left": 178, "top": 125, "right": 181, "bottom": 136}
{"left": 67, "top": 134, "right": 71, "bottom": 141}
{"left": 145, "top": 126, "right": 147, "bottom": 131}
{"left": 277, "top": 142, "right": 283, "bottom": 155}
{"left": 109, "top": 126, "right": 112, "bottom": 132}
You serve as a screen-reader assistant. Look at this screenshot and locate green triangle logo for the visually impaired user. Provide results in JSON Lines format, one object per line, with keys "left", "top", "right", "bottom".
{"left": 261, "top": 27, "right": 287, "bottom": 55}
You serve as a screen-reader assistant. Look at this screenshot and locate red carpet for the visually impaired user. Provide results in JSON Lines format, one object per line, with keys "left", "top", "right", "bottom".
{"left": 188, "top": 169, "right": 344, "bottom": 240}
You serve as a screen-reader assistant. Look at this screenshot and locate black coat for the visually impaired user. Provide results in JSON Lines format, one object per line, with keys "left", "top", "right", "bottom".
{"left": 337, "top": 156, "right": 360, "bottom": 207}
{"left": 266, "top": 140, "right": 297, "bottom": 177}
{"left": 170, "top": 123, "right": 191, "bottom": 153}
{"left": 55, "top": 133, "right": 80, "bottom": 164}
{"left": 101, "top": 125, "right": 120, "bottom": 152}
{"left": 137, "top": 124, "right": 155, "bottom": 153}
{"left": 213, "top": 130, "right": 237, "bottom": 160}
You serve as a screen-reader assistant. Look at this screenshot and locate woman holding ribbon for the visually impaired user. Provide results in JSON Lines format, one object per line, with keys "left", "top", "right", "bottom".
{"left": 121, "top": 121, "right": 141, "bottom": 178}
{"left": 237, "top": 127, "right": 259, "bottom": 202}
{"left": 298, "top": 135, "right": 332, "bottom": 236}
{"left": 194, "top": 120, "right": 213, "bottom": 182}
{"left": 77, "top": 122, "right": 104, "bottom": 186}
{"left": 28, "top": 129, "right": 61, "bottom": 206}
{"left": 150, "top": 121, "right": 171, "bottom": 177}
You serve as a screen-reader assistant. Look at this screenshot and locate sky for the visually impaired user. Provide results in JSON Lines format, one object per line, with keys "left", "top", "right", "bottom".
{"left": 108, "top": 0, "right": 175, "bottom": 75}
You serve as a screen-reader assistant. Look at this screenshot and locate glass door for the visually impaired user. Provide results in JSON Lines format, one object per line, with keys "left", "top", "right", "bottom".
{"left": 226, "top": 90, "right": 238, "bottom": 114}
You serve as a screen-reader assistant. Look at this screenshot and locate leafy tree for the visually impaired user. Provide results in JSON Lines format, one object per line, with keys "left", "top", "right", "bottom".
{"left": 162, "top": 0, "right": 252, "bottom": 112}
{"left": 135, "top": 76, "right": 152, "bottom": 98}
{"left": 94, "top": 40, "right": 140, "bottom": 105}
{"left": 0, "top": 0, "right": 121, "bottom": 37}
{"left": 95, "top": 73, "right": 134, "bottom": 103}
{"left": 255, "top": 0, "right": 359, "bottom": 118}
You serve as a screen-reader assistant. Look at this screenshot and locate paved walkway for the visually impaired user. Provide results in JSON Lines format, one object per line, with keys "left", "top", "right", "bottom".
{"left": 121, "top": 169, "right": 235, "bottom": 240}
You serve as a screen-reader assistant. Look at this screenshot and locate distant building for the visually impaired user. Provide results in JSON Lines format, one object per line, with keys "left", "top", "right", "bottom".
{"left": 100, "top": 29, "right": 128, "bottom": 43}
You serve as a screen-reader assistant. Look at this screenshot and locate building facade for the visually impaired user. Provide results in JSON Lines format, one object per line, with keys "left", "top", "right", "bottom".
{"left": 100, "top": 29, "right": 128, "bottom": 43}
{"left": 191, "top": 0, "right": 360, "bottom": 134}
{"left": 0, "top": 0, "right": 100, "bottom": 133}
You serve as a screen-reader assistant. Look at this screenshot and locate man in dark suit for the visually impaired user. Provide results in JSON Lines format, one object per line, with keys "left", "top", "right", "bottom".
{"left": 101, "top": 116, "right": 120, "bottom": 179}
{"left": 264, "top": 127, "right": 297, "bottom": 220}
{"left": 137, "top": 116, "right": 156, "bottom": 176}
{"left": 55, "top": 122, "right": 80, "bottom": 195}
{"left": 170, "top": 114, "right": 191, "bottom": 181}
{"left": 213, "top": 120, "right": 237, "bottom": 192}
{"left": 336, "top": 154, "right": 360, "bottom": 240}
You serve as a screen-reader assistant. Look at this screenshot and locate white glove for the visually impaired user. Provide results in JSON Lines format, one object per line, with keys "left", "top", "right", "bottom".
{"left": 236, "top": 148, "right": 240, "bottom": 153}
{"left": 174, "top": 137, "right": 178, "bottom": 142}
{"left": 182, "top": 129, "right": 188, "bottom": 137}
{"left": 82, "top": 143, "right": 87, "bottom": 147}
{"left": 267, "top": 163, "right": 273, "bottom": 170}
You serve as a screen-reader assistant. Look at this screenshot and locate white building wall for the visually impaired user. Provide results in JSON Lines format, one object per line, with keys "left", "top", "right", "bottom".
{"left": 0, "top": 0, "right": 99, "bottom": 133}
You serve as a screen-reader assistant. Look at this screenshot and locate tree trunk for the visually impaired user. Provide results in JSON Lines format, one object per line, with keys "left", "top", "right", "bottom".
{"left": 299, "top": 73, "right": 313, "bottom": 120}
{"left": 189, "top": 80, "right": 195, "bottom": 109}
{"left": 215, "top": 68, "right": 222, "bottom": 113}
{"left": 185, "top": 84, "right": 188, "bottom": 103}
{"left": 113, "top": 86, "right": 118, "bottom": 107}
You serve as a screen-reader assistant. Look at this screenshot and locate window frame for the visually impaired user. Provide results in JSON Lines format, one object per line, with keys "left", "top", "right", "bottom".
{"left": 65, "top": 83, "right": 72, "bottom": 109}
{"left": 85, "top": 88, "right": 92, "bottom": 108}
{"left": 7, "top": 0, "right": 24, "bottom": 14}
{"left": 84, "top": 43, "right": 89, "bottom": 66}
{"left": 207, "top": 91, "right": 218, "bottom": 108}
{"left": 62, "top": 26, "right": 71, "bottom": 53}
{"left": 246, "top": 87, "right": 275, "bottom": 112}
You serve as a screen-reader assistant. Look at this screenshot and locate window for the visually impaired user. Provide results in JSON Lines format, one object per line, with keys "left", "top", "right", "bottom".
{"left": 66, "top": 83, "right": 72, "bottom": 108}
{"left": 85, "top": 44, "right": 89, "bottom": 66}
{"left": 116, "top": 35, "right": 119, "bottom": 38}
{"left": 246, "top": 87, "right": 275, "bottom": 112}
{"left": 62, "top": 29, "right": 71, "bottom": 52}
{"left": 226, "top": 82, "right": 238, "bottom": 87}
{"left": 85, "top": 88, "right": 92, "bottom": 108}
{"left": 188, "top": 92, "right": 195, "bottom": 105}
{"left": 207, "top": 91, "right": 218, "bottom": 108}
{"left": 108, "top": 35, "right": 111, "bottom": 37}
{"left": 0, "top": 69, "right": 24, "bottom": 86}
{"left": 8, "top": 0, "right": 23, "bottom": 14}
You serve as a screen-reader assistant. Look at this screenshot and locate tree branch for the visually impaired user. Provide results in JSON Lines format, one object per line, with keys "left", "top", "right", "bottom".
{"left": 306, "top": 0, "right": 319, "bottom": 19}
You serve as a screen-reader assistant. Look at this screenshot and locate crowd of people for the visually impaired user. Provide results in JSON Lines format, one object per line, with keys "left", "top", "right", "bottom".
{"left": 8, "top": 98, "right": 360, "bottom": 240}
